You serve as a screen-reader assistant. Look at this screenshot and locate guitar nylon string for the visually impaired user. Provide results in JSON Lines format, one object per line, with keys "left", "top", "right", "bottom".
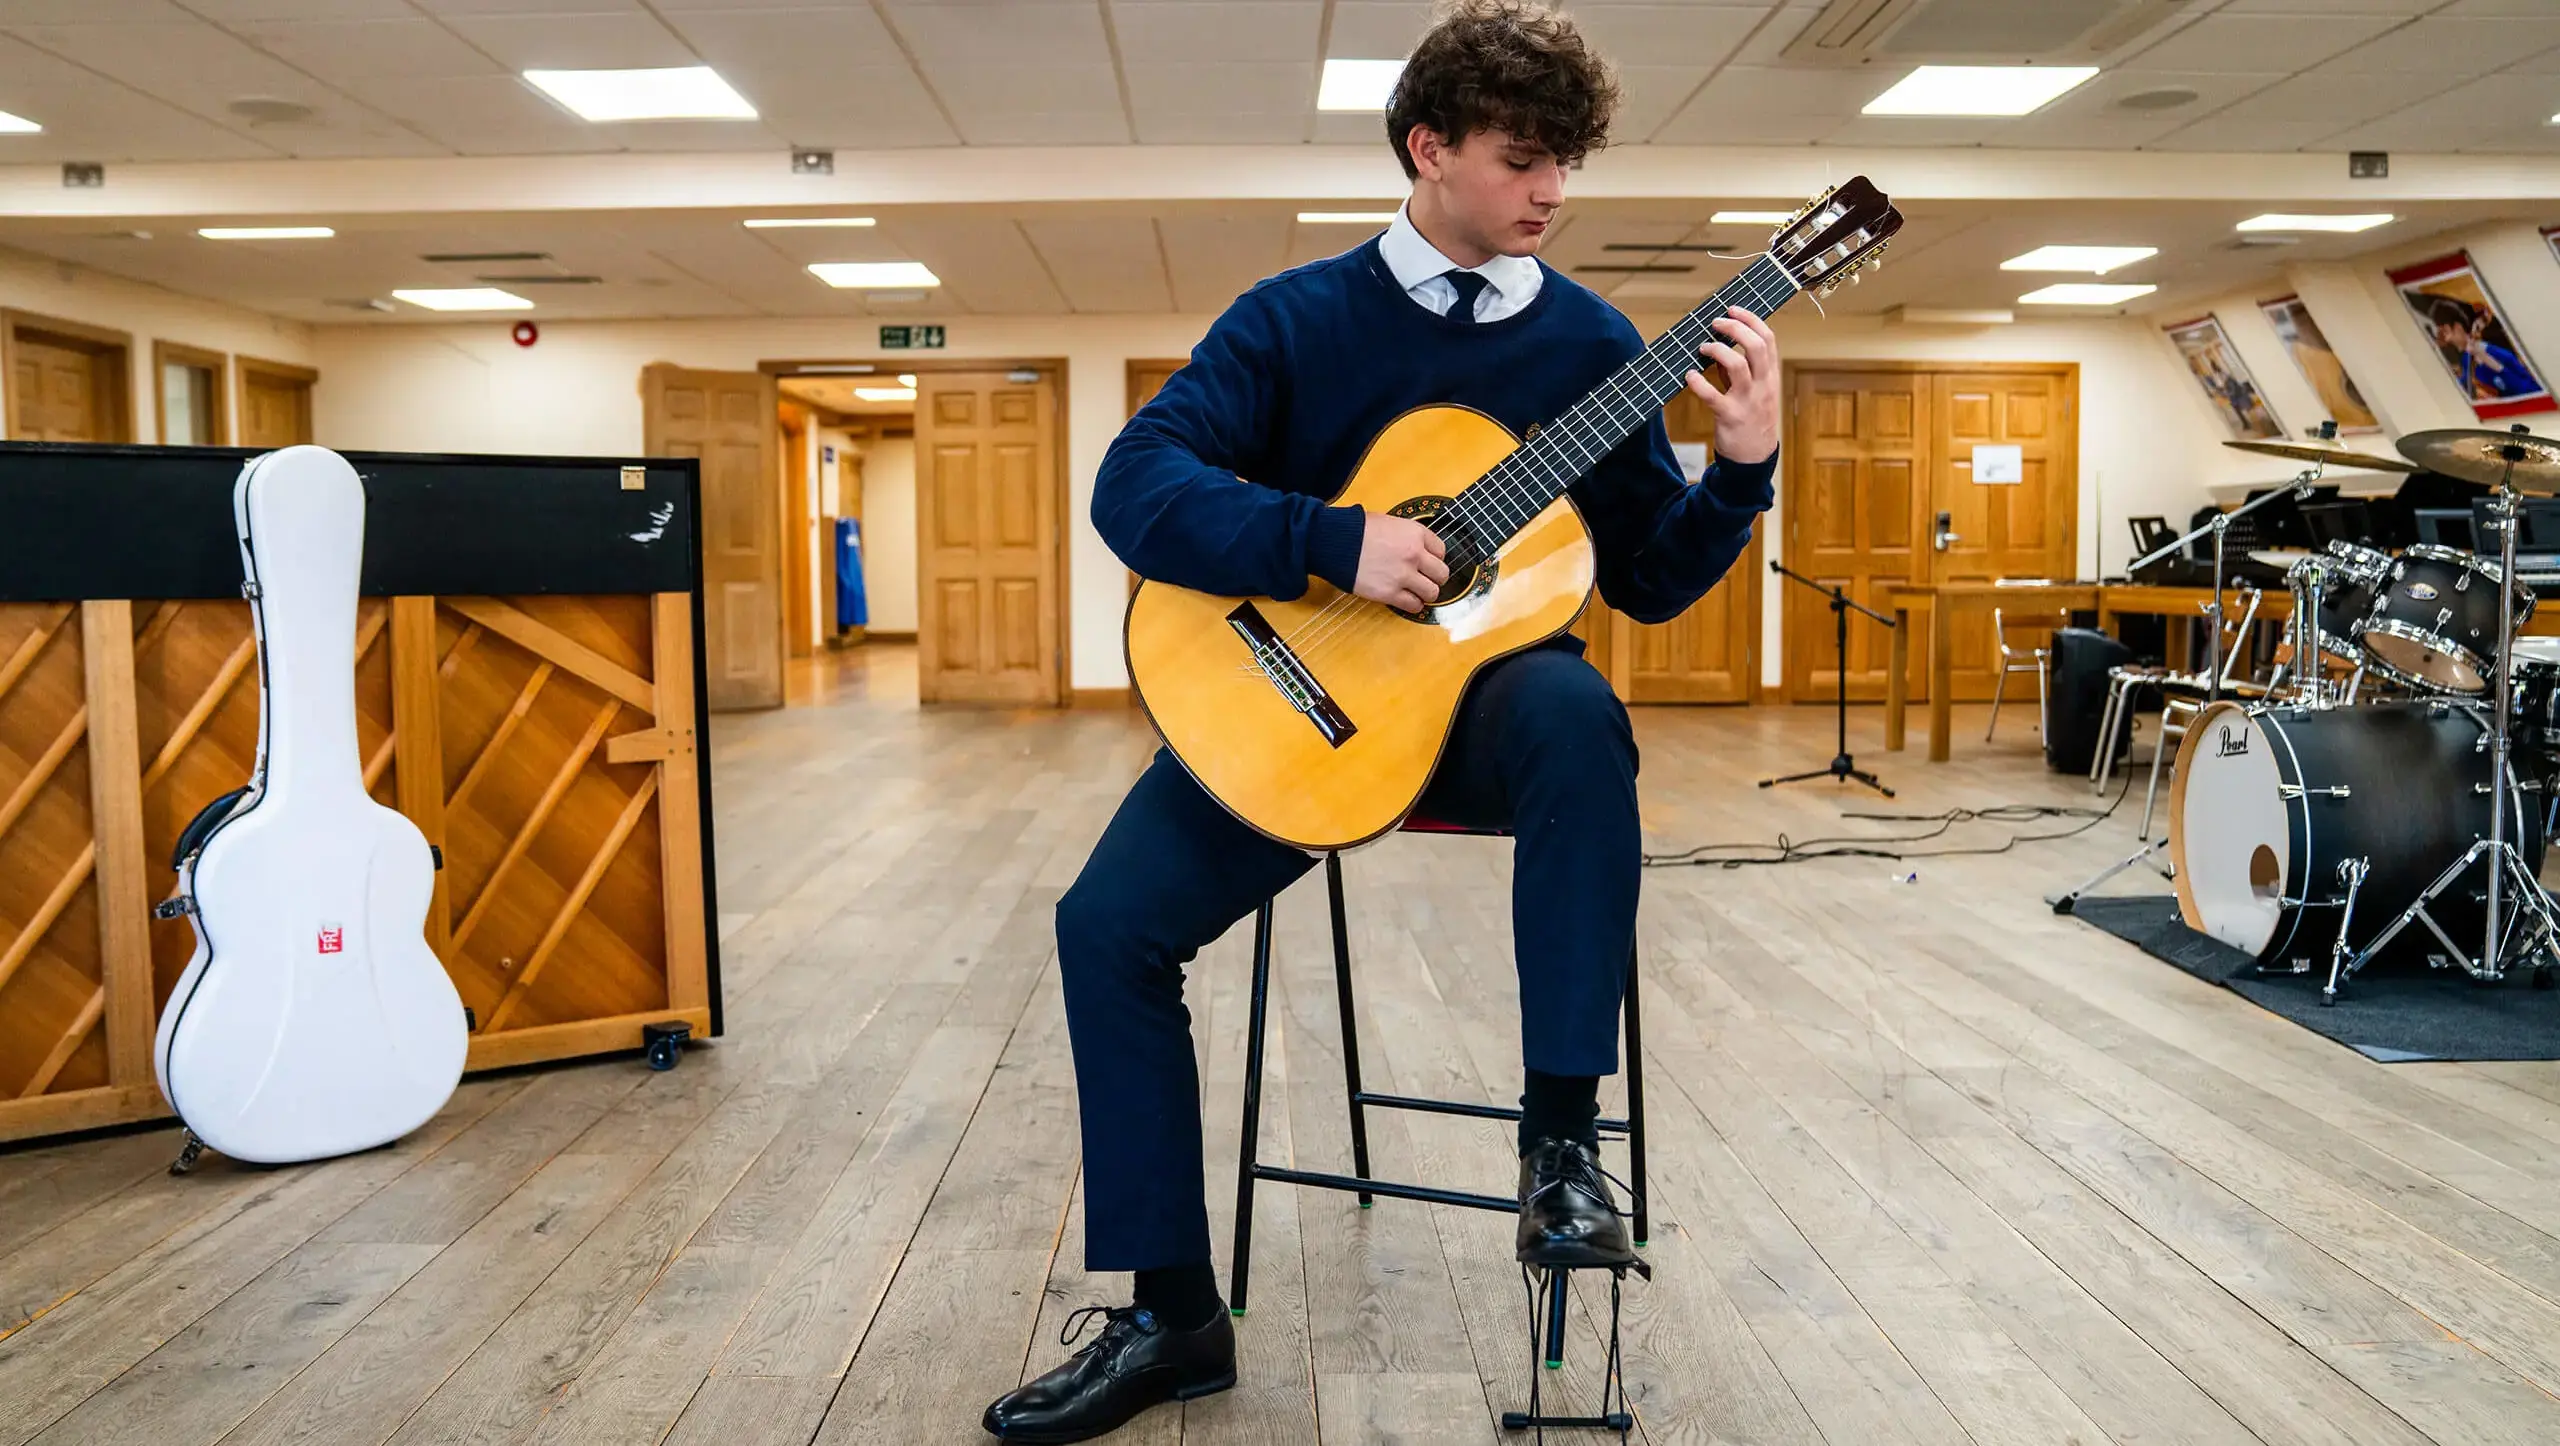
{"left": 1235, "top": 253, "right": 1806, "bottom": 680}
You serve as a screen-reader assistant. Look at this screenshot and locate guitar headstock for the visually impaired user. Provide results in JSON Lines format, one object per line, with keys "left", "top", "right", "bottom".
{"left": 1766, "top": 176, "right": 1903, "bottom": 296}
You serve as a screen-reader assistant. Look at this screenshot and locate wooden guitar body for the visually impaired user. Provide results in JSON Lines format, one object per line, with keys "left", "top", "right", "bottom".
{"left": 1126, "top": 404, "right": 1594, "bottom": 850}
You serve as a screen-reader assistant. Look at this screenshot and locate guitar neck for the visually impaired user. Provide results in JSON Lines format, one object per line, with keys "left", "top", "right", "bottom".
{"left": 1444, "top": 252, "right": 1799, "bottom": 557}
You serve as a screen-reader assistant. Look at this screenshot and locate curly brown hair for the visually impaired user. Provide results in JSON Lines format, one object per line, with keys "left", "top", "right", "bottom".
{"left": 1384, "top": 1, "right": 1620, "bottom": 181}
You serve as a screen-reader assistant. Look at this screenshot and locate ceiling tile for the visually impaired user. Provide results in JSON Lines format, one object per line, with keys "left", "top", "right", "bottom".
{"left": 357, "top": 72, "right": 624, "bottom": 153}
{"left": 2118, "top": 13, "right": 2403, "bottom": 73}
{"left": 875, "top": 214, "right": 1069, "bottom": 313}
{"left": 2317, "top": 72, "right": 2560, "bottom": 151}
{"left": 1614, "top": 66, "right": 1707, "bottom": 141}
{"left": 10, "top": 19, "right": 444, "bottom": 155}
{"left": 660, "top": 4, "right": 899, "bottom": 56}
{"left": 181, "top": 0, "right": 419, "bottom": 17}
{"left": 2189, "top": 67, "right": 2462, "bottom": 125}
{"left": 1989, "top": 69, "right": 2287, "bottom": 148}
{"left": 1131, "top": 110, "right": 1308, "bottom": 143}
{"left": 883, "top": 1, "right": 1112, "bottom": 67}
{"left": 1109, "top": 2, "right": 1318, "bottom": 63}
{"left": 1123, "top": 61, "right": 1310, "bottom": 114}
{"left": 2321, "top": 15, "right": 2560, "bottom": 73}
{"left": 951, "top": 109, "right": 1131, "bottom": 145}
{"left": 1311, "top": 111, "right": 1388, "bottom": 144}
{"left": 439, "top": 11, "right": 701, "bottom": 69}
{"left": 0, "top": 32, "right": 279, "bottom": 160}
{"left": 2146, "top": 114, "right": 2370, "bottom": 152}
{"left": 0, "top": 0, "right": 194, "bottom": 20}
{"left": 1649, "top": 63, "right": 1881, "bottom": 142}
{"left": 1019, "top": 216, "right": 1173, "bottom": 311}
{"left": 407, "top": 0, "right": 647, "bottom": 14}
{"left": 1568, "top": 5, "right": 1764, "bottom": 67}
{"left": 1155, "top": 213, "right": 1290, "bottom": 311}
{"left": 658, "top": 6, "right": 955, "bottom": 144}
{"left": 1324, "top": 1, "right": 1433, "bottom": 58}
{"left": 1723, "top": 2, "right": 1820, "bottom": 65}
{"left": 223, "top": 18, "right": 503, "bottom": 80}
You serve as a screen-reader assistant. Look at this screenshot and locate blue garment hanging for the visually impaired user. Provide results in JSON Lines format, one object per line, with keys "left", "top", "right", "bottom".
{"left": 835, "top": 517, "right": 869, "bottom": 629}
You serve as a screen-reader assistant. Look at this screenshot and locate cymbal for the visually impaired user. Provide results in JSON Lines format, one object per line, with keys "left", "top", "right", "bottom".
{"left": 2396, "top": 427, "right": 2560, "bottom": 492}
{"left": 2220, "top": 439, "right": 2415, "bottom": 472}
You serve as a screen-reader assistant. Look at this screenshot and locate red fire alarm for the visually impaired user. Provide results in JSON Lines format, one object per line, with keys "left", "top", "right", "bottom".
{"left": 511, "top": 320, "right": 539, "bottom": 347}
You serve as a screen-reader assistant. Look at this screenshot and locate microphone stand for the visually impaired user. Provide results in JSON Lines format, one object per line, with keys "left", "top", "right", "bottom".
{"left": 1760, "top": 560, "right": 1895, "bottom": 797}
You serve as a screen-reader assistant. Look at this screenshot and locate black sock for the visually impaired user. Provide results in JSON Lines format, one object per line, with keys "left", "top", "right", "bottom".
{"left": 1133, "top": 1260, "right": 1222, "bottom": 1330}
{"left": 1519, "top": 1068, "right": 1601, "bottom": 1154}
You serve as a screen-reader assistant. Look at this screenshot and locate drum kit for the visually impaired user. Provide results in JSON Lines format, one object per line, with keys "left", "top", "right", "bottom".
{"left": 2078, "top": 425, "right": 2560, "bottom": 1004}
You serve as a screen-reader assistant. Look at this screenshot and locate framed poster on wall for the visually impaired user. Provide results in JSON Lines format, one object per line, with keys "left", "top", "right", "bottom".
{"left": 2258, "top": 294, "right": 2380, "bottom": 433}
{"left": 2387, "top": 251, "right": 2554, "bottom": 420}
{"left": 2163, "top": 314, "right": 2283, "bottom": 439}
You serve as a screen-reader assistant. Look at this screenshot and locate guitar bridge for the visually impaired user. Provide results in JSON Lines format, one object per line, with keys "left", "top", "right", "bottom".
{"left": 1228, "top": 602, "right": 1357, "bottom": 748}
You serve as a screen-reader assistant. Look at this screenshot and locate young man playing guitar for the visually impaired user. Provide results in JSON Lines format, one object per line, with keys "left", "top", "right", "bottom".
{"left": 984, "top": 4, "right": 1778, "bottom": 1439}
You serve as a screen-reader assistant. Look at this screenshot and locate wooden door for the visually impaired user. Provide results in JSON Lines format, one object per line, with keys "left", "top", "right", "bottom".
{"left": 779, "top": 404, "right": 813, "bottom": 660}
{"left": 643, "top": 364, "right": 782, "bottom": 710}
{"left": 236, "top": 357, "right": 315, "bottom": 447}
{"left": 1580, "top": 387, "right": 1760, "bottom": 702}
{"left": 6, "top": 313, "right": 130, "bottom": 442}
{"left": 1928, "top": 370, "right": 2077, "bottom": 700}
{"left": 1125, "top": 360, "right": 1185, "bottom": 597}
{"left": 917, "top": 371, "right": 1063, "bottom": 706}
{"left": 1784, "top": 370, "right": 1928, "bottom": 701}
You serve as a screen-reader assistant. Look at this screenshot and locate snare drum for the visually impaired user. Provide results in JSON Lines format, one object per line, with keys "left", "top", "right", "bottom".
{"left": 2170, "top": 699, "right": 2543, "bottom": 967}
{"left": 2358, "top": 544, "right": 2534, "bottom": 694}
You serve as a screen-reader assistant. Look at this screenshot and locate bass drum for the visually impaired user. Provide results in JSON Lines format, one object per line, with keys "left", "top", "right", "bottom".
{"left": 2170, "top": 700, "right": 2544, "bottom": 967}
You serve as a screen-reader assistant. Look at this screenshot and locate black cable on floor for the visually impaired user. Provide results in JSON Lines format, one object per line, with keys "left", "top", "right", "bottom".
{"left": 1641, "top": 769, "right": 2136, "bottom": 871}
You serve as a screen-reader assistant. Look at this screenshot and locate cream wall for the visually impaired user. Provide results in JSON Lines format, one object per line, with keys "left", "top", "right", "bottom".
{"left": 0, "top": 243, "right": 315, "bottom": 444}
{"left": 311, "top": 304, "right": 2249, "bottom": 693}
{"left": 859, "top": 436, "right": 919, "bottom": 635}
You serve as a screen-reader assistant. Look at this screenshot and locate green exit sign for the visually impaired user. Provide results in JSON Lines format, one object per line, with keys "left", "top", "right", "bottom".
{"left": 879, "top": 324, "right": 944, "bottom": 350}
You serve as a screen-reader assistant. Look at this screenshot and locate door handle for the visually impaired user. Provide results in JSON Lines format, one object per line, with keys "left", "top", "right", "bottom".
{"left": 1933, "top": 510, "right": 1960, "bottom": 552}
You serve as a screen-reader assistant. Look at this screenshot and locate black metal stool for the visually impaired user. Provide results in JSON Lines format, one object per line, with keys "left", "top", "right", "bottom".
{"left": 1227, "top": 816, "right": 1649, "bottom": 1434}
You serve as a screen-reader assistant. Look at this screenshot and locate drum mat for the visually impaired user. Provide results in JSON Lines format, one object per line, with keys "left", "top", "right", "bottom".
{"left": 2070, "top": 895, "right": 2560, "bottom": 1062}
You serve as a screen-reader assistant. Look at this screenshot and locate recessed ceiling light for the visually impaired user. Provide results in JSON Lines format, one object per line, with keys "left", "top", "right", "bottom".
{"left": 1297, "top": 211, "right": 1397, "bottom": 224}
{"left": 743, "top": 216, "right": 875, "bottom": 229}
{"left": 523, "top": 66, "right": 756, "bottom": 122}
{"left": 1710, "top": 210, "right": 1795, "bottom": 225}
{"left": 2235, "top": 213, "right": 2393, "bottom": 233}
{"left": 1863, "top": 65, "right": 2098, "bottom": 117}
{"left": 896, "top": 373, "right": 916, "bottom": 387}
{"left": 0, "top": 110, "right": 40, "bottom": 134}
{"left": 2018, "top": 283, "right": 2157, "bottom": 306}
{"left": 2001, "top": 245, "right": 2157, "bottom": 274}
{"left": 198, "top": 226, "right": 335, "bottom": 240}
{"left": 1318, "top": 58, "right": 1403, "bottom": 112}
{"left": 808, "top": 261, "right": 940, "bottom": 289}
{"left": 855, "top": 386, "right": 917, "bottom": 402}
{"left": 392, "top": 287, "right": 534, "bottom": 311}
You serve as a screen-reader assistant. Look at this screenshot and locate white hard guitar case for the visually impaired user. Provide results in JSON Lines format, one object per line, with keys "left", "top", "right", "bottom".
{"left": 154, "top": 445, "right": 467, "bottom": 1165}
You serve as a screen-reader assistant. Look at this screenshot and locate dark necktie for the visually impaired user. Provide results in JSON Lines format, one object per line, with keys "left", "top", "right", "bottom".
{"left": 1440, "top": 268, "right": 1490, "bottom": 323}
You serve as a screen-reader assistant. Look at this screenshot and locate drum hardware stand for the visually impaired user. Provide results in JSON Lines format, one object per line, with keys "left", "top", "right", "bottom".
{"left": 2332, "top": 433, "right": 2560, "bottom": 998}
{"left": 1759, "top": 560, "right": 1894, "bottom": 797}
{"left": 2051, "top": 470, "right": 2322, "bottom": 915}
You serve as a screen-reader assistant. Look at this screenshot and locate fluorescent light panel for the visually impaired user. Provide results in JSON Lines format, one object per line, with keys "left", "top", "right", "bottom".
{"left": 2018, "top": 283, "right": 2156, "bottom": 306}
{"left": 0, "top": 110, "right": 40, "bottom": 134}
{"left": 855, "top": 386, "right": 916, "bottom": 402}
{"left": 743, "top": 216, "right": 874, "bottom": 229}
{"left": 1318, "top": 58, "right": 1403, "bottom": 111}
{"left": 199, "top": 226, "right": 334, "bottom": 240}
{"left": 2001, "top": 245, "right": 2156, "bottom": 274}
{"left": 2235, "top": 213, "right": 2393, "bottom": 233}
{"left": 392, "top": 287, "right": 533, "bottom": 311}
{"left": 1297, "top": 211, "right": 1396, "bottom": 224}
{"left": 807, "top": 261, "right": 940, "bottom": 289}
{"left": 524, "top": 66, "right": 755, "bottom": 122}
{"left": 1711, "top": 210, "right": 1796, "bottom": 225}
{"left": 1863, "top": 65, "right": 2097, "bottom": 117}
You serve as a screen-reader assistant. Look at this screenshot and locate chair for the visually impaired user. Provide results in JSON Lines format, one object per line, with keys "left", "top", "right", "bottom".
{"left": 1986, "top": 606, "right": 2064, "bottom": 742}
{"left": 2091, "top": 588, "right": 2266, "bottom": 837}
{"left": 1230, "top": 815, "right": 1647, "bottom": 1428}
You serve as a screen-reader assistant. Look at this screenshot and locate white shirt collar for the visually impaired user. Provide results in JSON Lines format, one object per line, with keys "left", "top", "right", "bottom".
{"left": 1380, "top": 203, "right": 1541, "bottom": 305}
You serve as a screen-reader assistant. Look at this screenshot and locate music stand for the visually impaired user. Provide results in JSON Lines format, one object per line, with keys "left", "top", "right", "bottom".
{"left": 1759, "top": 560, "right": 1894, "bottom": 797}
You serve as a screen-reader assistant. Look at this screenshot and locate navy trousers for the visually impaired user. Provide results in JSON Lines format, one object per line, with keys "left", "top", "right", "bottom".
{"left": 1057, "top": 645, "right": 1641, "bottom": 1272}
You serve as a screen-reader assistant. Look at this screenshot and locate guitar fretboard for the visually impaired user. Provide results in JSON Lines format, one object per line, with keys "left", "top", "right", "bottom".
{"left": 1439, "top": 252, "right": 1800, "bottom": 563}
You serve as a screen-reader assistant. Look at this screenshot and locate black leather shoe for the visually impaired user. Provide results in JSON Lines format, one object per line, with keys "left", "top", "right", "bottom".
{"left": 1517, "top": 1136, "right": 1637, "bottom": 1268}
{"left": 982, "top": 1304, "right": 1236, "bottom": 1443}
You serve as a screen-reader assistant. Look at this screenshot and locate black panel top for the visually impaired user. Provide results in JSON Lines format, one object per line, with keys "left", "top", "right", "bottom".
{"left": 0, "top": 442, "right": 700, "bottom": 601}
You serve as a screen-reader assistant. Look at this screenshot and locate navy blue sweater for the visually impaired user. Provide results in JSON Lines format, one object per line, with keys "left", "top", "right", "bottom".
{"left": 1096, "top": 237, "right": 1774, "bottom": 625}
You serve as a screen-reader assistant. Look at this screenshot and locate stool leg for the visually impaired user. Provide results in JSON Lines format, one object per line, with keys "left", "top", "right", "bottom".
{"left": 1623, "top": 946, "right": 1649, "bottom": 1249}
{"left": 1325, "top": 854, "right": 1374, "bottom": 1207}
{"left": 1229, "top": 900, "right": 1276, "bottom": 1317}
{"left": 1543, "top": 1268, "right": 1570, "bottom": 1370}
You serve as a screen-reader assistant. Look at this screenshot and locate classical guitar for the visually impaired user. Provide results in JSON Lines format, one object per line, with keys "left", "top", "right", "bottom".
{"left": 155, "top": 445, "right": 466, "bottom": 1167}
{"left": 1126, "top": 178, "right": 1903, "bottom": 850}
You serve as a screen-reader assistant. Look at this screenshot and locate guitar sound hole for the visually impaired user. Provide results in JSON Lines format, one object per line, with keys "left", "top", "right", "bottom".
{"left": 1387, "top": 495, "right": 1497, "bottom": 622}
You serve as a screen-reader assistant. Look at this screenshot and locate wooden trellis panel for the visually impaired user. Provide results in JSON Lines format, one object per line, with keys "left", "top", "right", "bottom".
{"left": 0, "top": 591, "right": 710, "bottom": 1144}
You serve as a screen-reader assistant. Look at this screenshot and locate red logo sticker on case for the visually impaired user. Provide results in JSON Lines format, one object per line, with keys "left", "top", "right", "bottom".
{"left": 317, "top": 925, "right": 344, "bottom": 954}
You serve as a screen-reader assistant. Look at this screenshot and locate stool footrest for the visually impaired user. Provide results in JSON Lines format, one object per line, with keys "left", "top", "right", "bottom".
{"left": 1352, "top": 1091, "right": 1629, "bottom": 1135}
{"left": 1501, "top": 1413, "right": 1633, "bottom": 1433}
{"left": 1252, "top": 1164, "right": 1513, "bottom": 1215}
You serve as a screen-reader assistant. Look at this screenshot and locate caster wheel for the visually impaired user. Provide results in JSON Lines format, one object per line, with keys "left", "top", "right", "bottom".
{"left": 641, "top": 1020, "right": 691, "bottom": 1072}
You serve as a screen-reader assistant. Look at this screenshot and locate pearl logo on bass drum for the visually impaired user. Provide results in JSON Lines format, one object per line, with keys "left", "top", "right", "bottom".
{"left": 2215, "top": 724, "right": 2249, "bottom": 757}
{"left": 154, "top": 445, "right": 467, "bottom": 1167}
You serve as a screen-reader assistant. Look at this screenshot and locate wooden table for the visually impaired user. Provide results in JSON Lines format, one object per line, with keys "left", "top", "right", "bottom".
{"left": 1880, "top": 582, "right": 2100, "bottom": 762}
{"left": 1881, "top": 579, "right": 2560, "bottom": 763}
